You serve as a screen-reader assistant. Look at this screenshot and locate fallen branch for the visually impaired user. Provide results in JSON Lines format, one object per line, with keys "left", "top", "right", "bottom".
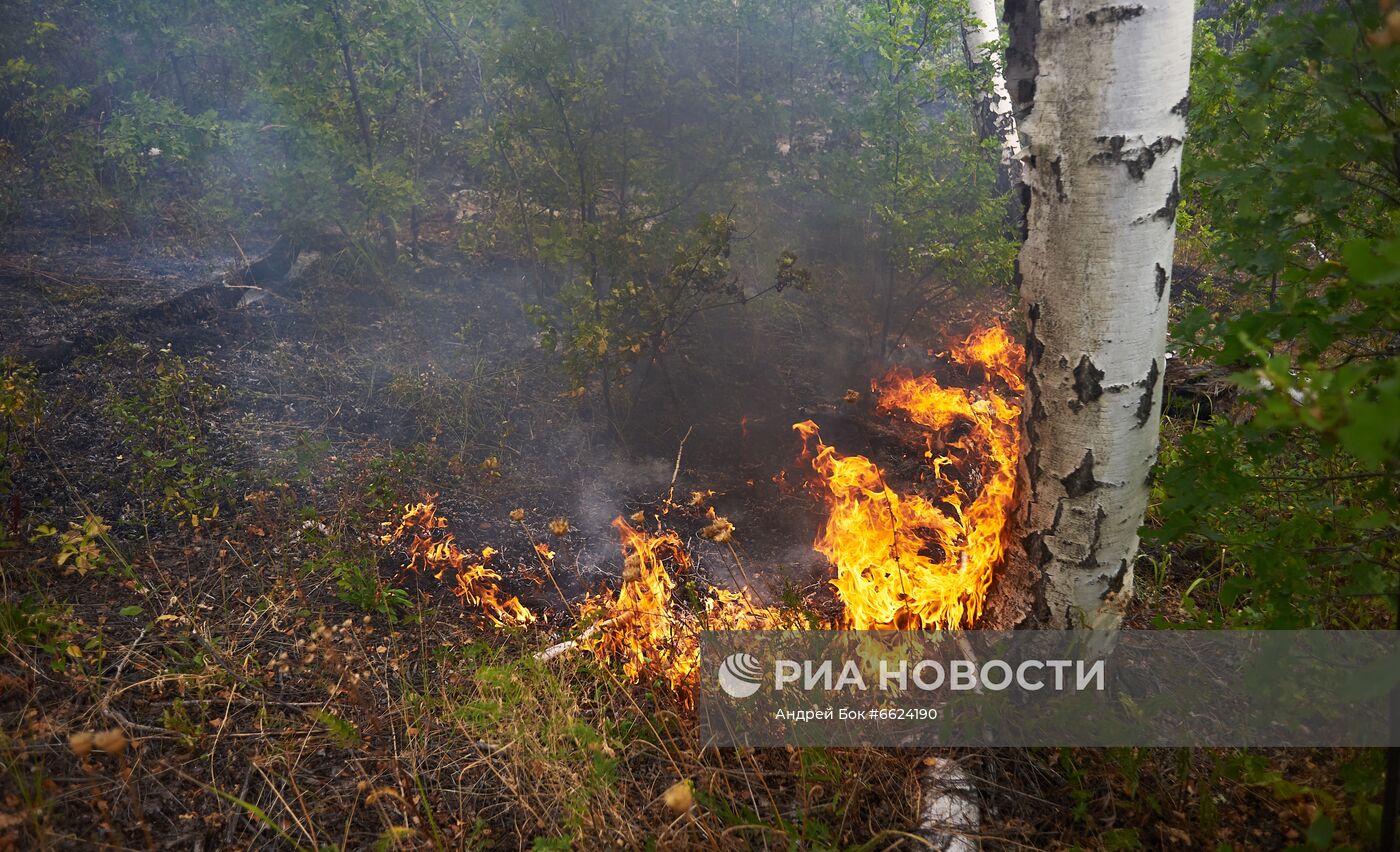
{"left": 534, "top": 612, "right": 632, "bottom": 662}
{"left": 535, "top": 637, "right": 582, "bottom": 664}
{"left": 224, "top": 282, "right": 293, "bottom": 308}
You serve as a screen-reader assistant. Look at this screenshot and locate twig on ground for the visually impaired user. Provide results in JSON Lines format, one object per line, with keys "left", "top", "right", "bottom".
{"left": 533, "top": 612, "right": 632, "bottom": 662}
{"left": 665, "top": 426, "right": 694, "bottom": 506}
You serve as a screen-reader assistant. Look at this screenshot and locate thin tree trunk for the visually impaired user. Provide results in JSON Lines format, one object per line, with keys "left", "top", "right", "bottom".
{"left": 327, "top": 0, "right": 374, "bottom": 171}
{"left": 327, "top": 0, "right": 396, "bottom": 261}
{"left": 1006, "top": 0, "right": 1194, "bottom": 630}
{"left": 879, "top": 130, "right": 901, "bottom": 358}
{"left": 963, "top": 0, "right": 1021, "bottom": 186}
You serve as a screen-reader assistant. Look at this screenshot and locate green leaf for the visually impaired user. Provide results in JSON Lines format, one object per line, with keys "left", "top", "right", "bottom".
{"left": 1304, "top": 813, "right": 1334, "bottom": 850}
{"left": 1336, "top": 391, "right": 1400, "bottom": 467}
{"left": 312, "top": 710, "right": 361, "bottom": 749}
{"left": 1342, "top": 240, "right": 1400, "bottom": 286}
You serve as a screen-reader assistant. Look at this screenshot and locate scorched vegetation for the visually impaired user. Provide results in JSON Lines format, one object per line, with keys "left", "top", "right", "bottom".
{"left": 0, "top": 0, "right": 1395, "bottom": 849}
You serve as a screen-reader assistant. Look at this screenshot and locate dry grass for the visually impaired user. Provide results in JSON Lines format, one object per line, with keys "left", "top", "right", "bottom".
{"left": 1, "top": 454, "right": 1373, "bottom": 850}
{"left": 0, "top": 269, "right": 1379, "bottom": 851}
{"left": 0, "top": 424, "right": 931, "bottom": 849}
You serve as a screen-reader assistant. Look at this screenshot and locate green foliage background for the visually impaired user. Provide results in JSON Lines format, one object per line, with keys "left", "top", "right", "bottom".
{"left": 0, "top": 0, "right": 1014, "bottom": 428}
{"left": 0, "top": 0, "right": 1394, "bottom": 632}
{"left": 1150, "top": 0, "right": 1399, "bottom": 630}
{"left": 0, "top": 1, "right": 1397, "bottom": 847}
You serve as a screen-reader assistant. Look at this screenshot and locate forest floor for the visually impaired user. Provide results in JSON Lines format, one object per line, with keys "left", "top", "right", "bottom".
{"left": 0, "top": 220, "right": 1372, "bottom": 849}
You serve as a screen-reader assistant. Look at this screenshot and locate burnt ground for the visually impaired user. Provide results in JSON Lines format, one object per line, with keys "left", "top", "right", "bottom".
{"left": 0, "top": 218, "right": 889, "bottom": 848}
{"left": 2, "top": 209, "right": 989, "bottom": 614}
{"left": 0, "top": 220, "right": 1364, "bottom": 850}
{"left": 0, "top": 216, "right": 833, "bottom": 598}
{"left": 0, "top": 212, "right": 269, "bottom": 359}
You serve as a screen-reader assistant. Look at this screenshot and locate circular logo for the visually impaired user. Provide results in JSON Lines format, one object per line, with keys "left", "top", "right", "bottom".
{"left": 717, "top": 652, "right": 764, "bottom": 698}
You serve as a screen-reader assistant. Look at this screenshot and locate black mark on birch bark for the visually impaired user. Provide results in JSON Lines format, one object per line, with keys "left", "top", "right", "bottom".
{"left": 1104, "top": 560, "right": 1129, "bottom": 597}
{"left": 1050, "top": 156, "right": 1066, "bottom": 200}
{"left": 1154, "top": 263, "right": 1167, "bottom": 301}
{"left": 1031, "top": 393, "right": 1047, "bottom": 429}
{"left": 1023, "top": 300, "right": 1046, "bottom": 502}
{"left": 1171, "top": 93, "right": 1191, "bottom": 116}
{"left": 1090, "top": 135, "right": 1180, "bottom": 181}
{"left": 1025, "top": 368, "right": 1046, "bottom": 501}
{"left": 1023, "top": 531, "right": 1054, "bottom": 570}
{"left": 1138, "top": 168, "right": 1182, "bottom": 223}
{"left": 1060, "top": 449, "right": 1104, "bottom": 498}
{"left": 1025, "top": 305, "right": 1044, "bottom": 367}
{"left": 1133, "top": 359, "right": 1160, "bottom": 428}
{"left": 1080, "top": 507, "right": 1107, "bottom": 570}
{"left": 1032, "top": 593, "right": 1052, "bottom": 626}
{"left": 1083, "top": 5, "right": 1143, "bottom": 25}
{"left": 1070, "top": 355, "right": 1104, "bottom": 412}
{"left": 1162, "top": 169, "right": 1181, "bottom": 220}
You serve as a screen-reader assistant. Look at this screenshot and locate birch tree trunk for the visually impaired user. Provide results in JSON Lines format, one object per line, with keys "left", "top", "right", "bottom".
{"left": 964, "top": 0, "right": 1021, "bottom": 175}
{"left": 1005, "top": 0, "right": 1194, "bottom": 630}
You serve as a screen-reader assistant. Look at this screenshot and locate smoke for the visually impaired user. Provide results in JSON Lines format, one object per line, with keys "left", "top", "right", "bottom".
{"left": 571, "top": 456, "right": 672, "bottom": 556}
{"left": 1, "top": 0, "right": 1018, "bottom": 604}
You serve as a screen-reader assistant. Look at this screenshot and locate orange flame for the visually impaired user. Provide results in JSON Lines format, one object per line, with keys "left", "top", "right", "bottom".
{"left": 580, "top": 518, "right": 785, "bottom": 695}
{"left": 795, "top": 322, "right": 1023, "bottom": 629}
{"left": 949, "top": 323, "right": 1026, "bottom": 393}
{"left": 385, "top": 324, "right": 1022, "bottom": 695}
{"left": 579, "top": 519, "right": 694, "bottom": 689}
{"left": 380, "top": 500, "right": 535, "bottom": 626}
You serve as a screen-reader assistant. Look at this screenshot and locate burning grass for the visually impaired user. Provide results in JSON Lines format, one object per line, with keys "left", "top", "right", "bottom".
{"left": 379, "top": 499, "right": 534, "bottom": 627}
{"left": 2, "top": 272, "right": 1363, "bottom": 849}
{"left": 575, "top": 518, "right": 790, "bottom": 697}
{"left": 373, "top": 322, "right": 1025, "bottom": 696}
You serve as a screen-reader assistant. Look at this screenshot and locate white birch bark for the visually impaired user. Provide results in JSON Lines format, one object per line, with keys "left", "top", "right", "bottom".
{"left": 964, "top": 0, "right": 1021, "bottom": 170}
{"left": 1007, "top": 0, "right": 1194, "bottom": 629}
{"left": 917, "top": 757, "right": 981, "bottom": 851}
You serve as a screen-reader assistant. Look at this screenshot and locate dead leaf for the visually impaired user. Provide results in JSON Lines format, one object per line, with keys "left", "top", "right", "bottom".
{"left": 662, "top": 780, "right": 694, "bottom": 813}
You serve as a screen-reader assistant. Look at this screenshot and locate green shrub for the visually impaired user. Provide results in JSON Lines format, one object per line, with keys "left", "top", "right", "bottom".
{"left": 0, "top": 357, "right": 41, "bottom": 548}
{"left": 106, "top": 347, "right": 233, "bottom": 526}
